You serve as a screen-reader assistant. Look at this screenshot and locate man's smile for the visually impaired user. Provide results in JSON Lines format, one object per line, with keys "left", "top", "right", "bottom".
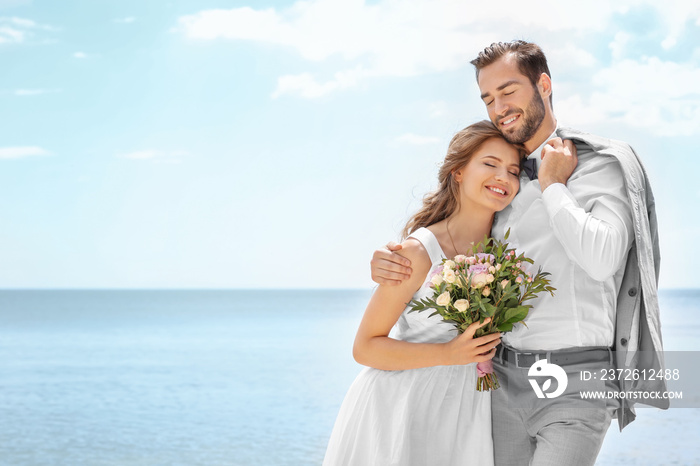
{"left": 500, "top": 114, "right": 520, "bottom": 128}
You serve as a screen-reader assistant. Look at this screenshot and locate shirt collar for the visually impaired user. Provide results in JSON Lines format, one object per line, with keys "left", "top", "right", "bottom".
{"left": 527, "top": 124, "right": 560, "bottom": 169}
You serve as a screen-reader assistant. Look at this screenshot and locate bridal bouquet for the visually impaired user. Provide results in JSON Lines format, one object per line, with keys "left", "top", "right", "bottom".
{"left": 408, "top": 230, "right": 555, "bottom": 391}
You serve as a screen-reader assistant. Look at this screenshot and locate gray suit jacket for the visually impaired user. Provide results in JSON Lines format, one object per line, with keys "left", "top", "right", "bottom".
{"left": 557, "top": 127, "right": 668, "bottom": 430}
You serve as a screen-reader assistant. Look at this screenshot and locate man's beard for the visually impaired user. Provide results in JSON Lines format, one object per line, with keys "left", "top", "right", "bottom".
{"left": 499, "top": 90, "right": 546, "bottom": 145}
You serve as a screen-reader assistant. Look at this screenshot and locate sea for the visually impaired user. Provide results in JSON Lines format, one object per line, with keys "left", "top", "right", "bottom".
{"left": 0, "top": 289, "right": 698, "bottom": 466}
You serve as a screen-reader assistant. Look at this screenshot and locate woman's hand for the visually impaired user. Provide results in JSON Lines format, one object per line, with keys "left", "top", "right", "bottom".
{"left": 443, "top": 319, "right": 501, "bottom": 366}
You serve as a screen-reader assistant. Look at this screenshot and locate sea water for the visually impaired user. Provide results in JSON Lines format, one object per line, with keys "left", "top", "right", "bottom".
{"left": 0, "top": 289, "right": 698, "bottom": 465}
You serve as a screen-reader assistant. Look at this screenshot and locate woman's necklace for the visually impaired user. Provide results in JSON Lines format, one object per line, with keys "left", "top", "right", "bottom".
{"left": 446, "top": 217, "right": 460, "bottom": 256}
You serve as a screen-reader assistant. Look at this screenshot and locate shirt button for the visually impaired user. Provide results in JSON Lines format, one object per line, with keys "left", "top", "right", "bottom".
{"left": 620, "top": 338, "right": 628, "bottom": 346}
{"left": 628, "top": 287, "right": 638, "bottom": 297}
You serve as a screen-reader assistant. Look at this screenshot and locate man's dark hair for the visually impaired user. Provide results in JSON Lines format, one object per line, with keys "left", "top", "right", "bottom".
{"left": 470, "top": 40, "right": 553, "bottom": 106}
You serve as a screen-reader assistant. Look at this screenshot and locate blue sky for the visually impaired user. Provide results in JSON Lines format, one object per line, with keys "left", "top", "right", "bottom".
{"left": 1, "top": 0, "right": 699, "bottom": 289}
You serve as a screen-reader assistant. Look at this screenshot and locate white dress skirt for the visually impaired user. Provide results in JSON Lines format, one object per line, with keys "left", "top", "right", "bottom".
{"left": 322, "top": 227, "right": 494, "bottom": 466}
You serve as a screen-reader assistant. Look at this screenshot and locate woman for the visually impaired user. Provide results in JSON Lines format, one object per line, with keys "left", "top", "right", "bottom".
{"left": 322, "top": 120, "right": 524, "bottom": 465}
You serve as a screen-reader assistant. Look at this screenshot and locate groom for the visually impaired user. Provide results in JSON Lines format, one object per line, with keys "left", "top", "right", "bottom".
{"left": 370, "top": 40, "right": 667, "bottom": 466}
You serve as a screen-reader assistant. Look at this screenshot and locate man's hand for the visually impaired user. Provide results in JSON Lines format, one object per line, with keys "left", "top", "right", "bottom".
{"left": 538, "top": 138, "right": 578, "bottom": 192}
{"left": 370, "top": 242, "right": 413, "bottom": 286}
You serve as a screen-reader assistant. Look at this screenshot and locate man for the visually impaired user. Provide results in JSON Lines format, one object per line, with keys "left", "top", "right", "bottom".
{"left": 370, "top": 41, "right": 667, "bottom": 466}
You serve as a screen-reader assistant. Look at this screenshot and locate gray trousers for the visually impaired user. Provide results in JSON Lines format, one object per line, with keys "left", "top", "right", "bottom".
{"left": 491, "top": 347, "right": 619, "bottom": 466}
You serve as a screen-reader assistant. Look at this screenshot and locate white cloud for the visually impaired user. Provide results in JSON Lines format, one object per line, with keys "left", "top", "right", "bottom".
{"left": 272, "top": 67, "right": 372, "bottom": 99}
{"left": 272, "top": 73, "right": 333, "bottom": 99}
{"left": 177, "top": 2, "right": 484, "bottom": 79}
{"left": 557, "top": 57, "right": 700, "bottom": 137}
{"left": 0, "top": 146, "right": 50, "bottom": 159}
{"left": 178, "top": 0, "right": 629, "bottom": 98}
{"left": 8, "top": 17, "right": 35, "bottom": 28}
{"left": 176, "top": 0, "right": 698, "bottom": 106}
{"left": 0, "top": 24, "right": 24, "bottom": 43}
{"left": 14, "top": 88, "right": 58, "bottom": 96}
{"left": 609, "top": 32, "right": 632, "bottom": 60}
{"left": 660, "top": 36, "right": 677, "bottom": 50}
{"left": 555, "top": 94, "right": 608, "bottom": 127}
{"left": 122, "top": 150, "right": 159, "bottom": 160}
{"left": 73, "top": 51, "right": 101, "bottom": 59}
{"left": 120, "top": 150, "right": 187, "bottom": 162}
{"left": 395, "top": 133, "right": 441, "bottom": 145}
{"left": 429, "top": 101, "right": 449, "bottom": 119}
{"left": 114, "top": 17, "right": 136, "bottom": 24}
{"left": 646, "top": 0, "right": 700, "bottom": 50}
{"left": 0, "top": 16, "right": 58, "bottom": 44}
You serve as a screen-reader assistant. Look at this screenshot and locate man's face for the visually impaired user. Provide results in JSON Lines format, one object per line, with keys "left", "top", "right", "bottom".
{"left": 477, "top": 55, "right": 546, "bottom": 146}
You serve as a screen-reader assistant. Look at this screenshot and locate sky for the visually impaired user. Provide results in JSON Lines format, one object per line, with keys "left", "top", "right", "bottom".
{"left": 1, "top": 0, "right": 699, "bottom": 289}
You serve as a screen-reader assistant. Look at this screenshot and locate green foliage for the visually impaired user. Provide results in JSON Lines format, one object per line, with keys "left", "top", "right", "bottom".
{"left": 408, "top": 228, "right": 556, "bottom": 339}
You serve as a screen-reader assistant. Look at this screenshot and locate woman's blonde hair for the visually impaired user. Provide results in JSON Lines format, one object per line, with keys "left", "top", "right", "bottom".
{"left": 402, "top": 120, "right": 524, "bottom": 239}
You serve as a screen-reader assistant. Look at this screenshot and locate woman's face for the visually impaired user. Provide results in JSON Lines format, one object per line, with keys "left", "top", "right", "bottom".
{"left": 454, "top": 137, "right": 521, "bottom": 213}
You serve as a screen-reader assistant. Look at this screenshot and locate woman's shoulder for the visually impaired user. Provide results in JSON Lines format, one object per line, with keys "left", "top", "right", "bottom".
{"left": 397, "top": 236, "right": 429, "bottom": 263}
{"left": 399, "top": 225, "right": 442, "bottom": 273}
{"left": 400, "top": 230, "right": 437, "bottom": 275}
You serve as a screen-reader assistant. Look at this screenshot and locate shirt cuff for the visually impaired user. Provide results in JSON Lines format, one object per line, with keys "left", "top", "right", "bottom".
{"left": 542, "top": 182, "right": 579, "bottom": 219}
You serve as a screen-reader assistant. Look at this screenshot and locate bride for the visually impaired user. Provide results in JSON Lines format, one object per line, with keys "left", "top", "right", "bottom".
{"left": 322, "top": 120, "right": 524, "bottom": 466}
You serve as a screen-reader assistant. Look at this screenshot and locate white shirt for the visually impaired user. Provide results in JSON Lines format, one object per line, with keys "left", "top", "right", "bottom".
{"left": 492, "top": 129, "right": 634, "bottom": 351}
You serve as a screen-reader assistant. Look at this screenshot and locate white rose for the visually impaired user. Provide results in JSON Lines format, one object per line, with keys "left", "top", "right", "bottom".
{"left": 471, "top": 273, "right": 488, "bottom": 288}
{"left": 443, "top": 260, "right": 456, "bottom": 270}
{"left": 443, "top": 269, "right": 457, "bottom": 284}
{"left": 486, "top": 273, "right": 495, "bottom": 283}
{"left": 454, "top": 255, "right": 468, "bottom": 264}
{"left": 454, "top": 299, "right": 469, "bottom": 312}
{"left": 489, "top": 266, "right": 496, "bottom": 274}
{"left": 436, "top": 291, "right": 451, "bottom": 307}
{"left": 430, "top": 273, "right": 444, "bottom": 286}
{"left": 482, "top": 286, "right": 491, "bottom": 297}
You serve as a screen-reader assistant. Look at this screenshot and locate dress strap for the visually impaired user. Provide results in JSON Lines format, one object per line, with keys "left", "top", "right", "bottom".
{"left": 408, "top": 227, "right": 447, "bottom": 266}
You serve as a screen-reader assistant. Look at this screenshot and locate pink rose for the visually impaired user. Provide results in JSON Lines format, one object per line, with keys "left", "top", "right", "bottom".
{"left": 476, "top": 253, "right": 495, "bottom": 264}
{"left": 477, "top": 360, "right": 494, "bottom": 377}
{"left": 468, "top": 263, "right": 490, "bottom": 275}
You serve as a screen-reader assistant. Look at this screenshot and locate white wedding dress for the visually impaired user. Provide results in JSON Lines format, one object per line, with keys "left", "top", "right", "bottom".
{"left": 322, "top": 227, "right": 494, "bottom": 466}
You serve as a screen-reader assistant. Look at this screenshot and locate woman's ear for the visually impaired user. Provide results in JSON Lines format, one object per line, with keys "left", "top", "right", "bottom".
{"left": 453, "top": 169, "right": 463, "bottom": 183}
